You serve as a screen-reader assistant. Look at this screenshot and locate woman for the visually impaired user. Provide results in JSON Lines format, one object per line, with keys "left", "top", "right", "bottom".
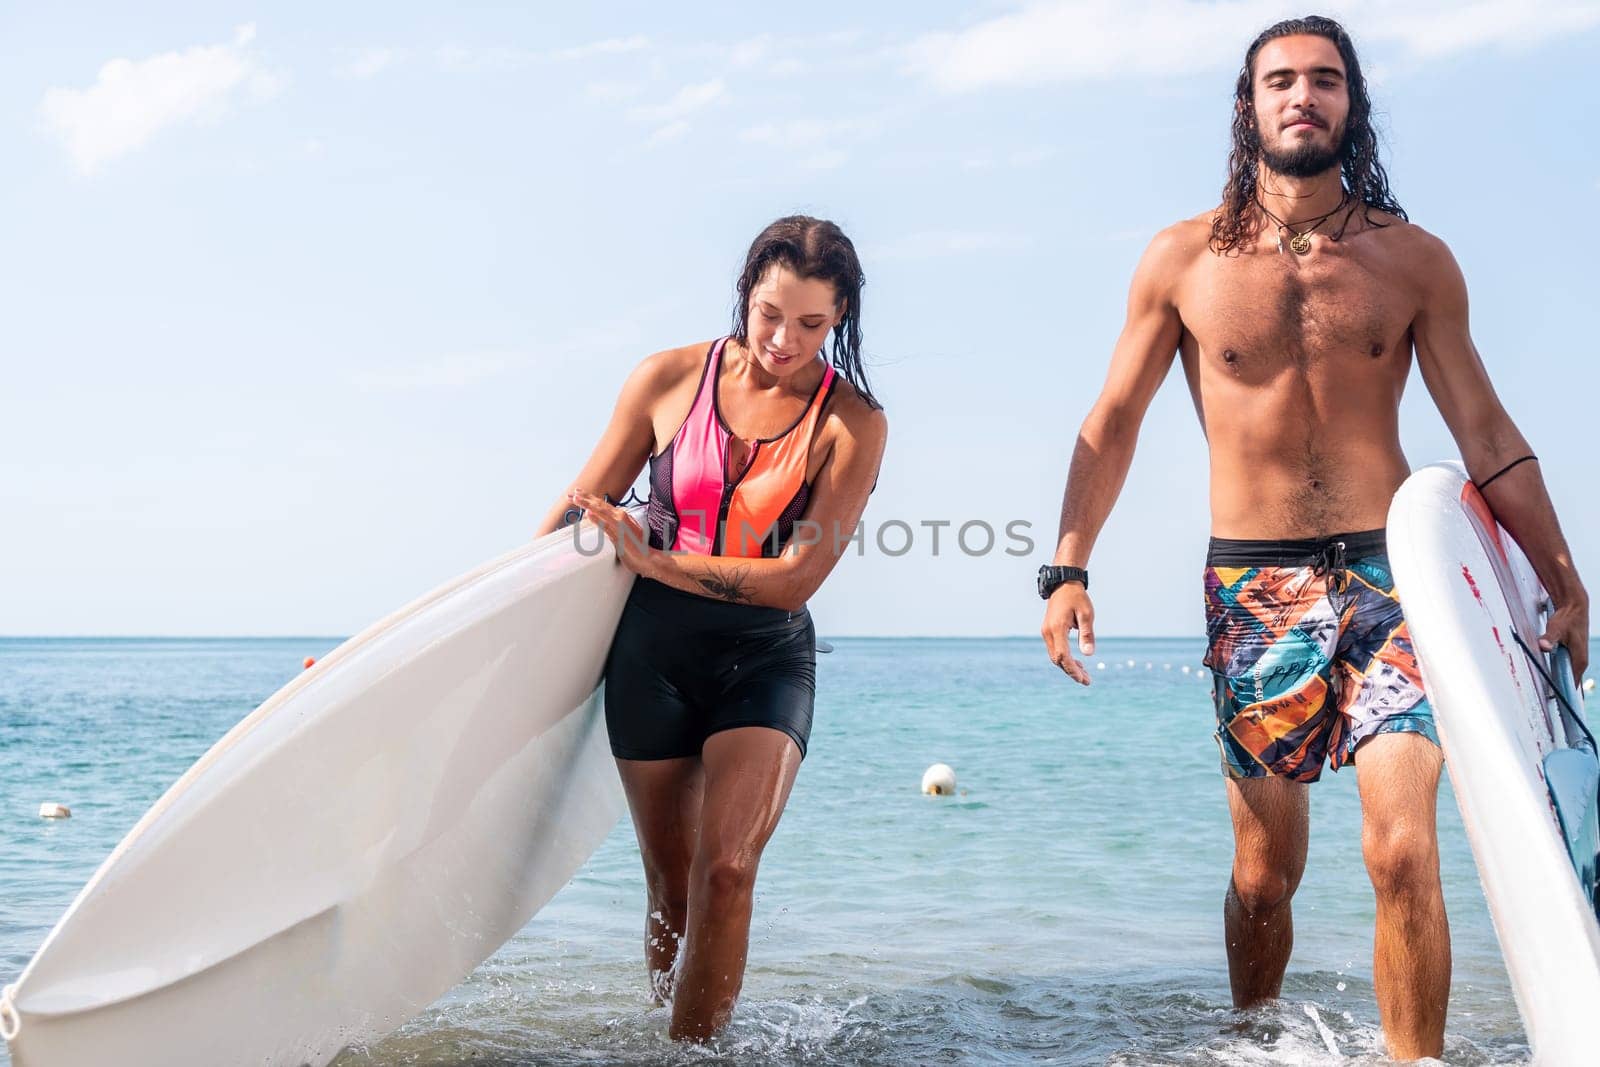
{"left": 534, "top": 216, "right": 887, "bottom": 1041}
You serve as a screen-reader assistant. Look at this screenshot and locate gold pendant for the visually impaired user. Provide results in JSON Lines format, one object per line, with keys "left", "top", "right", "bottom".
{"left": 1289, "top": 232, "right": 1313, "bottom": 255}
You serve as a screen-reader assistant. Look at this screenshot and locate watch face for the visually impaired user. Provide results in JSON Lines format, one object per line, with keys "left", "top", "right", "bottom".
{"left": 1036, "top": 566, "right": 1056, "bottom": 599}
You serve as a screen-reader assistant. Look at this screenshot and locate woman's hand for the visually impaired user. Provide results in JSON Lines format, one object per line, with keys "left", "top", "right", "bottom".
{"left": 569, "top": 490, "right": 655, "bottom": 576}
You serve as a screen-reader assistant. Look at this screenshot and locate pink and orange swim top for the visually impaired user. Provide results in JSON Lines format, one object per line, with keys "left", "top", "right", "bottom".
{"left": 644, "top": 337, "right": 836, "bottom": 559}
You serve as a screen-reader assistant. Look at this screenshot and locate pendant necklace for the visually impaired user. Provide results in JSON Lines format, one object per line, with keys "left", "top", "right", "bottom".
{"left": 1257, "top": 192, "right": 1349, "bottom": 255}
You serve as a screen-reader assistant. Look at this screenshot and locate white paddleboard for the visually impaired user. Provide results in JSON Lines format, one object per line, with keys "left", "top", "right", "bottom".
{"left": 1, "top": 523, "right": 633, "bottom": 1066}
{"left": 1388, "top": 461, "right": 1600, "bottom": 1064}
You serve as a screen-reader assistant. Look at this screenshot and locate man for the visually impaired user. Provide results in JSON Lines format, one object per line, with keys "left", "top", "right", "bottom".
{"left": 1037, "top": 15, "right": 1588, "bottom": 1062}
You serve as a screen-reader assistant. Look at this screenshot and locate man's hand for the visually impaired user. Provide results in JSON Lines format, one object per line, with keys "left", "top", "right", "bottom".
{"left": 1041, "top": 582, "right": 1096, "bottom": 686}
{"left": 1539, "top": 590, "right": 1590, "bottom": 680}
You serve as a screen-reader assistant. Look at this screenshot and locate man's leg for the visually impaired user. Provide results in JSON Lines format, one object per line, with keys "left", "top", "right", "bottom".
{"left": 1355, "top": 731, "right": 1449, "bottom": 1061}
{"left": 1225, "top": 774, "right": 1311, "bottom": 1007}
{"left": 616, "top": 756, "right": 705, "bottom": 1001}
{"left": 670, "top": 726, "right": 803, "bottom": 1042}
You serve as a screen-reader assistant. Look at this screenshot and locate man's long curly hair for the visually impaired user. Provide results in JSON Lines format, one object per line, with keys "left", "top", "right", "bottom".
{"left": 1210, "top": 16, "right": 1406, "bottom": 253}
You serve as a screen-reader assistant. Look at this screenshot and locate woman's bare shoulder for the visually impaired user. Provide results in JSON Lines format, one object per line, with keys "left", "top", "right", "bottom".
{"left": 629, "top": 340, "right": 715, "bottom": 391}
{"left": 822, "top": 374, "right": 888, "bottom": 441}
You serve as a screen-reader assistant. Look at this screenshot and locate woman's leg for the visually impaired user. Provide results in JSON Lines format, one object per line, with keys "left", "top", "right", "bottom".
{"left": 669, "top": 726, "right": 802, "bottom": 1041}
{"left": 616, "top": 757, "right": 705, "bottom": 1000}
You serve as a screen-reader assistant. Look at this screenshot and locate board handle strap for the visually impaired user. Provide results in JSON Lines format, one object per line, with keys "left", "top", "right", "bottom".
{"left": 0, "top": 982, "right": 20, "bottom": 1041}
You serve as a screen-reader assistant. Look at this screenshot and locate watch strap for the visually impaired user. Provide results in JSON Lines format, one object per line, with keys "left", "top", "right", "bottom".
{"left": 1038, "top": 564, "right": 1089, "bottom": 599}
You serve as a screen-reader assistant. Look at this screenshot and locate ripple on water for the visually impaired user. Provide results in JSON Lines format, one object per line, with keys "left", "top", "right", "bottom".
{"left": 334, "top": 971, "right": 1529, "bottom": 1066}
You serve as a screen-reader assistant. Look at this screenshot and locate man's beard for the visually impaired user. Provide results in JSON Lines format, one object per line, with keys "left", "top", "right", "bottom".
{"left": 1260, "top": 124, "right": 1347, "bottom": 178}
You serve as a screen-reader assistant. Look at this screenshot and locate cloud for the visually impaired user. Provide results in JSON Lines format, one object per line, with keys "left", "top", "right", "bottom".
{"left": 39, "top": 24, "right": 283, "bottom": 175}
{"left": 904, "top": 1, "right": 1282, "bottom": 89}
{"left": 553, "top": 35, "right": 650, "bottom": 61}
{"left": 728, "top": 34, "right": 806, "bottom": 75}
{"left": 628, "top": 78, "right": 725, "bottom": 144}
{"left": 1368, "top": 1, "right": 1600, "bottom": 58}
{"left": 629, "top": 78, "right": 726, "bottom": 123}
{"left": 337, "top": 46, "right": 405, "bottom": 79}
{"left": 350, "top": 352, "right": 528, "bottom": 391}
{"left": 644, "top": 121, "right": 691, "bottom": 147}
{"left": 904, "top": 0, "right": 1600, "bottom": 91}
{"left": 730, "top": 35, "right": 771, "bottom": 68}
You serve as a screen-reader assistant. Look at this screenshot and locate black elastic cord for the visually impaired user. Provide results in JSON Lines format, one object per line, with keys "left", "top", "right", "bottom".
{"left": 1511, "top": 629, "right": 1598, "bottom": 754}
{"left": 1477, "top": 454, "right": 1538, "bottom": 492}
{"left": 561, "top": 489, "right": 647, "bottom": 527}
{"left": 1517, "top": 629, "right": 1600, "bottom": 921}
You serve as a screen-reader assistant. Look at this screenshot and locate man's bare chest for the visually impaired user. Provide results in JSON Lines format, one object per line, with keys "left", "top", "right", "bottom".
{"left": 1178, "top": 246, "right": 1419, "bottom": 379}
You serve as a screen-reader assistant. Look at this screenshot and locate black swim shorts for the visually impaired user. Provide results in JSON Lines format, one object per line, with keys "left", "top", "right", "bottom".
{"left": 603, "top": 577, "right": 817, "bottom": 760}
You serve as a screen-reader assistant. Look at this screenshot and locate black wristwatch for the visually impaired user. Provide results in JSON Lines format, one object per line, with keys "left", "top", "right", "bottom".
{"left": 1037, "top": 564, "right": 1089, "bottom": 599}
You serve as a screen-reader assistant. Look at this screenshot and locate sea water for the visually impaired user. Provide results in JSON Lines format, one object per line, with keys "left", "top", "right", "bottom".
{"left": 0, "top": 636, "right": 1555, "bottom": 1065}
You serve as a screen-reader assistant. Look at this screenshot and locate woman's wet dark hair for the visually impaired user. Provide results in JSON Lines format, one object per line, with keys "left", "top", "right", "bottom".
{"left": 731, "top": 215, "right": 880, "bottom": 410}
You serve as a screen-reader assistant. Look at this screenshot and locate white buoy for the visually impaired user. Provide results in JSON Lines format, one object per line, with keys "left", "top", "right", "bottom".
{"left": 1181, "top": 665, "right": 1191, "bottom": 674}
{"left": 921, "top": 763, "right": 957, "bottom": 796}
{"left": 39, "top": 803, "right": 71, "bottom": 819}
{"left": 1126, "top": 659, "right": 1135, "bottom": 668}
{"left": 1145, "top": 662, "right": 1153, "bottom": 670}
{"left": 1096, "top": 662, "right": 1106, "bottom": 670}
{"left": 1585, "top": 678, "right": 1596, "bottom": 695}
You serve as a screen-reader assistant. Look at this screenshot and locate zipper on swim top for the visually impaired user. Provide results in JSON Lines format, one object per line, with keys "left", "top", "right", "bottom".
{"left": 712, "top": 441, "right": 759, "bottom": 555}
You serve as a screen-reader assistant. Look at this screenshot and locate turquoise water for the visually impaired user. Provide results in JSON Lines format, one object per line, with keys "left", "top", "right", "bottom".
{"left": 0, "top": 636, "right": 1551, "bottom": 1065}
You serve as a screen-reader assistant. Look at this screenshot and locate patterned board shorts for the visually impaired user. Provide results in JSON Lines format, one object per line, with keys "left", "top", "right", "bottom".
{"left": 1202, "top": 529, "right": 1438, "bottom": 783}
